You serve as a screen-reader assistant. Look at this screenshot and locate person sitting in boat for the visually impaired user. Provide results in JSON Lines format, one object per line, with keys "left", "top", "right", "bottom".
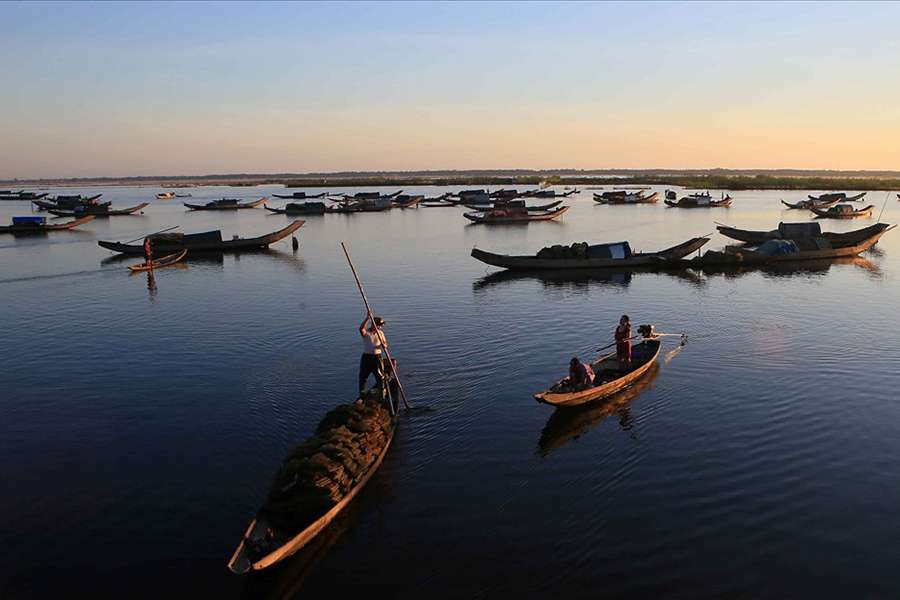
{"left": 143, "top": 237, "right": 153, "bottom": 266}
{"left": 358, "top": 315, "right": 388, "bottom": 397}
{"left": 568, "top": 357, "right": 595, "bottom": 390}
{"left": 615, "top": 315, "right": 632, "bottom": 369}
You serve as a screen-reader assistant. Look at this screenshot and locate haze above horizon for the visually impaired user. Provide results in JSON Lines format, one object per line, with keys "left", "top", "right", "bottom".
{"left": 2, "top": 1, "right": 899, "bottom": 179}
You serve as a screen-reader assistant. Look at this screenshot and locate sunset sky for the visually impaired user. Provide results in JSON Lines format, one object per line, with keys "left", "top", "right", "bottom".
{"left": 2, "top": 1, "right": 899, "bottom": 178}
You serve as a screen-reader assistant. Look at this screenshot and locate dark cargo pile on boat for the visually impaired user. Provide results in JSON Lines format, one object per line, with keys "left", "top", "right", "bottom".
{"left": 536, "top": 241, "right": 632, "bottom": 260}
{"left": 262, "top": 395, "right": 393, "bottom": 532}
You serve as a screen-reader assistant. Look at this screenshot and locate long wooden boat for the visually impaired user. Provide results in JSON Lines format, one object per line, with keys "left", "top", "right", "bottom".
{"left": 0, "top": 215, "right": 95, "bottom": 234}
{"left": 665, "top": 195, "right": 732, "bottom": 208}
{"left": 127, "top": 249, "right": 188, "bottom": 272}
{"left": 471, "top": 236, "right": 709, "bottom": 270}
{"left": 98, "top": 220, "right": 304, "bottom": 254}
{"left": 535, "top": 338, "right": 661, "bottom": 407}
{"left": 695, "top": 223, "right": 894, "bottom": 266}
{"left": 524, "top": 188, "right": 578, "bottom": 198}
{"left": 0, "top": 191, "right": 48, "bottom": 201}
{"left": 810, "top": 204, "right": 874, "bottom": 219}
{"left": 781, "top": 197, "right": 842, "bottom": 210}
{"left": 47, "top": 202, "right": 148, "bottom": 217}
{"left": 808, "top": 192, "right": 866, "bottom": 202}
{"left": 338, "top": 190, "right": 402, "bottom": 201}
{"left": 716, "top": 222, "right": 890, "bottom": 246}
{"left": 265, "top": 202, "right": 327, "bottom": 215}
{"left": 326, "top": 198, "right": 393, "bottom": 213}
{"left": 273, "top": 192, "right": 328, "bottom": 200}
{"left": 391, "top": 194, "right": 424, "bottom": 209}
{"left": 463, "top": 205, "right": 569, "bottom": 224}
{"left": 33, "top": 194, "right": 104, "bottom": 211}
{"left": 490, "top": 189, "right": 521, "bottom": 200}
{"left": 228, "top": 392, "right": 399, "bottom": 574}
{"left": 463, "top": 199, "right": 563, "bottom": 212}
{"left": 594, "top": 191, "right": 659, "bottom": 205}
{"left": 184, "top": 197, "right": 266, "bottom": 211}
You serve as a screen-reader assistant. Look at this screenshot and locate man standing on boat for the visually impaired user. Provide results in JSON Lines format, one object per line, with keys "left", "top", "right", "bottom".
{"left": 358, "top": 315, "right": 388, "bottom": 397}
{"left": 143, "top": 236, "right": 153, "bottom": 267}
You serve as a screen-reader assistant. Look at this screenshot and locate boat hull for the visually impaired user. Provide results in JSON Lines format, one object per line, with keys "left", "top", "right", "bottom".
{"left": 98, "top": 220, "right": 304, "bottom": 254}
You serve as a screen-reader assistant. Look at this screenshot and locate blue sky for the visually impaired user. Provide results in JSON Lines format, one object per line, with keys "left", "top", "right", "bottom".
{"left": 1, "top": 1, "right": 899, "bottom": 177}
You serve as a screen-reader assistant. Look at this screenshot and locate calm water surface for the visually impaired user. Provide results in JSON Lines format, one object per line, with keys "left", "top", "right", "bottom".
{"left": 1, "top": 186, "right": 899, "bottom": 598}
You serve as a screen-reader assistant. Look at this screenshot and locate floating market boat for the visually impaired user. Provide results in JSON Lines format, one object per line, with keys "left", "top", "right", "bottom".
{"left": 127, "top": 249, "right": 188, "bottom": 272}
{"left": 0, "top": 215, "right": 95, "bottom": 234}
{"left": 535, "top": 333, "right": 662, "bottom": 407}
{"left": 0, "top": 190, "right": 48, "bottom": 201}
{"left": 184, "top": 198, "right": 266, "bottom": 211}
{"left": 265, "top": 202, "right": 327, "bottom": 215}
{"left": 716, "top": 222, "right": 890, "bottom": 246}
{"left": 47, "top": 203, "right": 148, "bottom": 217}
{"left": 98, "top": 220, "right": 304, "bottom": 254}
{"left": 463, "top": 205, "right": 569, "bottom": 224}
{"left": 810, "top": 204, "right": 875, "bottom": 219}
{"left": 470, "top": 236, "right": 709, "bottom": 270}
{"left": 228, "top": 391, "right": 399, "bottom": 574}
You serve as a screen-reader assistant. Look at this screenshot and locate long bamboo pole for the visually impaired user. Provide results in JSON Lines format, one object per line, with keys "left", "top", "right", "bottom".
{"left": 341, "top": 242, "right": 411, "bottom": 410}
{"left": 124, "top": 225, "right": 180, "bottom": 245}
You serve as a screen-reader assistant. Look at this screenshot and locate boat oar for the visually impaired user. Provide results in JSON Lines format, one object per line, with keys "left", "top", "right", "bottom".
{"left": 123, "top": 225, "right": 179, "bottom": 245}
{"left": 341, "top": 242, "right": 411, "bottom": 410}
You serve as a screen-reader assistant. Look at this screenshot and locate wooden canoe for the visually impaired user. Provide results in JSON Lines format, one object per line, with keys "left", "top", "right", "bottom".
{"left": 810, "top": 204, "right": 874, "bottom": 219}
{"left": 781, "top": 197, "right": 841, "bottom": 210}
{"left": 470, "top": 236, "right": 709, "bottom": 270}
{"left": 716, "top": 222, "right": 890, "bottom": 246}
{"left": 463, "top": 200, "right": 563, "bottom": 212}
{"left": 184, "top": 198, "right": 266, "bottom": 210}
{"left": 264, "top": 203, "right": 327, "bottom": 215}
{"left": 127, "top": 249, "right": 188, "bottom": 272}
{"left": 665, "top": 196, "right": 732, "bottom": 208}
{"left": 463, "top": 206, "right": 569, "bottom": 223}
{"left": 0, "top": 215, "right": 95, "bottom": 233}
{"left": 228, "top": 396, "right": 399, "bottom": 574}
{"left": 535, "top": 339, "right": 661, "bottom": 407}
{"left": 47, "top": 203, "right": 148, "bottom": 217}
{"left": 98, "top": 220, "right": 304, "bottom": 254}
{"left": 696, "top": 223, "right": 895, "bottom": 266}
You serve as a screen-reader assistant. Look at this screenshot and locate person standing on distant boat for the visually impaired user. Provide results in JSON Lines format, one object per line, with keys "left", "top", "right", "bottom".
{"left": 358, "top": 315, "right": 387, "bottom": 397}
{"left": 143, "top": 237, "right": 153, "bottom": 267}
{"left": 615, "top": 315, "right": 632, "bottom": 369}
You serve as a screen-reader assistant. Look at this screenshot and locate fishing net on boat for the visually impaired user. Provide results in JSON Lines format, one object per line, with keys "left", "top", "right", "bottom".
{"left": 262, "top": 395, "right": 393, "bottom": 532}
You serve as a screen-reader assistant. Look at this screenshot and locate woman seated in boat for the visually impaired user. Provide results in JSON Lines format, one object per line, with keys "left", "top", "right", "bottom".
{"left": 615, "top": 315, "right": 632, "bottom": 369}
{"left": 568, "top": 357, "right": 595, "bottom": 390}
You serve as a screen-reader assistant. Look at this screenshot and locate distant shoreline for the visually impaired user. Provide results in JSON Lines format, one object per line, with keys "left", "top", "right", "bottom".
{"left": 3, "top": 170, "right": 900, "bottom": 191}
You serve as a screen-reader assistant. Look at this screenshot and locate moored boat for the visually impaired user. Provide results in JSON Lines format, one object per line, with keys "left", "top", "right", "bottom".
{"left": 33, "top": 194, "right": 104, "bottom": 211}
{"left": 47, "top": 203, "right": 148, "bottom": 217}
{"left": 808, "top": 192, "right": 866, "bottom": 203}
{"left": 716, "top": 222, "right": 889, "bottom": 246}
{"left": 695, "top": 223, "right": 894, "bottom": 266}
{"left": 463, "top": 199, "right": 563, "bottom": 212}
{"left": 184, "top": 197, "right": 266, "bottom": 211}
{"left": 535, "top": 334, "right": 662, "bottom": 407}
{"left": 593, "top": 191, "right": 659, "bottom": 205}
{"left": 463, "top": 205, "right": 569, "bottom": 224}
{"left": 265, "top": 201, "right": 327, "bottom": 215}
{"left": 127, "top": 249, "right": 188, "bottom": 272}
{"left": 781, "top": 197, "right": 842, "bottom": 210}
{"left": 98, "top": 220, "right": 304, "bottom": 254}
{"left": 273, "top": 191, "right": 328, "bottom": 200}
{"left": 665, "top": 194, "right": 731, "bottom": 208}
{"left": 470, "top": 236, "right": 709, "bottom": 270}
{"left": 0, "top": 215, "right": 95, "bottom": 234}
{"left": 0, "top": 190, "right": 48, "bottom": 201}
{"left": 391, "top": 194, "right": 424, "bottom": 208}
{"left": 810, "top": 203, "right": 874, "bottom": 219}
